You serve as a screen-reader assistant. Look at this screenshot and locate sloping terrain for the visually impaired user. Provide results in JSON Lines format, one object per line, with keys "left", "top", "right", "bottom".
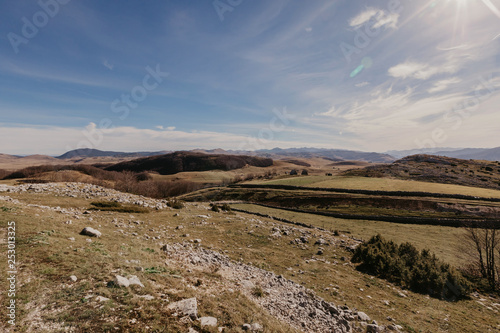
{"left": 345, "top": 155, "right": 500, "bottom": 190}
{"left": 0, "top": 183, "right": 499, "bottom": 332}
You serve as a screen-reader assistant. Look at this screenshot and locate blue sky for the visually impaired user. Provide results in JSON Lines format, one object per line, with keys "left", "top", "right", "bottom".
{"left": 1, "top": 0, "right": 499, "bottom": 155}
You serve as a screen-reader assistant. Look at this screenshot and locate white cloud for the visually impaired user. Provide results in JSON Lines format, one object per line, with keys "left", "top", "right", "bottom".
{"left": 427, "top": 77, "right": 462, "bottom": 93}
{"left": 349, "top": 8, "right": 399, "bottom": 30}
{"left": 305, "top": 27, "right": 312, "bottom": 32}
{"left": 388, "top": 61, "right": 458, "bottom": 80}
{"left": 0, "top": 124, "right": 308, "bottom": 155}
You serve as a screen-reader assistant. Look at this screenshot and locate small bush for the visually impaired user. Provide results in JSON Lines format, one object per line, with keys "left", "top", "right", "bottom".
{"left": 352, "top": 234, "right": 471, "bottom": 300}
{"left": 90, "top": 201, "right": 121, "bottom": 208}
{"left": 167, "top": 200, "right": 184, "bottom": 209}
{"left": 221, "top": 203, "right": 231, "bottom": 211}
{"left": 210, "top": 203, "right": 231, "bottom": 212}
{"left": 89, "top": 201, "right": 150, "bottom": 213}
{"left": 0, "top": 169, "right": 11, "bottom": 179}
{"left": 136, "top": 172, "right": 152, "bottom": 181}
{"left": 251, "top": 286, "right": 265, "bottom": 298}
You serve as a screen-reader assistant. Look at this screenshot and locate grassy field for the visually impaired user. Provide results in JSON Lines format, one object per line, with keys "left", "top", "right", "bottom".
{"left": 252, "top": 175, "right": 500, "bottom": 199}
{"left": 1, "top": 190, "right": 499, "bottom": 332}
{"left": 231, "top": 203, "right": 469, "bottom": 267}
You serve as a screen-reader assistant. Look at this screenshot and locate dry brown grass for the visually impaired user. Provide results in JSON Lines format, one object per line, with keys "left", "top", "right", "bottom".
{"left": 0, "top": 190, "right": 499, "bottom": 332}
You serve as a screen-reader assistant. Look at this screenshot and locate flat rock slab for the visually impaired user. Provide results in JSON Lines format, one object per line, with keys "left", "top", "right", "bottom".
{"left": 199, "top": 316, "right": 217, "bottom": 327}
{"left": 167, "top": 297, "right": 198, "bottom": 319}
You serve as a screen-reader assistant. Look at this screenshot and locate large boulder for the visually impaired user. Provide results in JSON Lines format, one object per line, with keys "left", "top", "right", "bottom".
{"left": 80, "top": 227, "right": 101, "bottom": 237}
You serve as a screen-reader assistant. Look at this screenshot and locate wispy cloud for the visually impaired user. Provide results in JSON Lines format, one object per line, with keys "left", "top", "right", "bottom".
{"left": 427, "top": 77, "right": 462, "bottom": 93}
{"left": 349, "top": 8, "right": 399, "bottom": 29}
{"left": 102, "top": 59, "right": 114, "bottom": 70}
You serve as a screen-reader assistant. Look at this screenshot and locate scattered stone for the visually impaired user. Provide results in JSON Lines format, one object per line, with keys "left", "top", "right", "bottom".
{"left": 199, "top": 316, "right": 217, "bottom": 327}
{"left": 193, "top": 239, "right": 202, "bottom": 244}
{"left": 95, "top": 296, "right": 110, "bottom": 302}
{"left": 315, "top": 238, "right": 328, "bottom": 246}
{"left": 68, "top": 237, "right": 75, "bottom": 241}
{"left": 366, "top": 324, "right": 380, "bottom": 333}
{"left": 317, "top": 249, "right": 324, "bottom": 255}
{"left": 108, "top": 275, "right": 130, "bottom": 288}
{"left": 357, "top": 312, "right": 370, "bottom": 322}
{"left": 163, "top": 243, "right": 352, "bottom": 333}
{"left": 167, "top": 297, "right": 198, "bottom": 320}
{"left": 250, "top": 323, "right": 263, "bottom": 331}
{"left": 398, "top": 292, "right": 407, "bottom": 298}
{"left": 188, "top": 328, "right": 198, "bottom": 333}
{"left": 79, "top": 227, "right": 101, "bottom": 237}
{"left": 134, "top": 266, "right": 144, "bottom": 272}
{"left": 136, "top": 295, "right": 155, "bottom": 301}
{"left": 69, "top": 275, "right": 77, "bottom": 282}
{"left": 128, "top": 275, "right": 145, "bottom": 288}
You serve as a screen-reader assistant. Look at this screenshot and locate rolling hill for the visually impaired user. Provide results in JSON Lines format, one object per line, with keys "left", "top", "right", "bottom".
{"left": 345, "top": 154, "right": 500, "bottom": 190}
{"left": 105, "top": 151, "right": 274, "bottom": 175}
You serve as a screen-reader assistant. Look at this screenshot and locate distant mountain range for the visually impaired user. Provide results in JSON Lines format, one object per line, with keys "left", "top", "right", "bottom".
{"left": 253, "top": 148, "right": 395, "bottom": 163}
{"left": 2, "top": 146, "right": 499, "bottom": 171}
{"left": 387, "top": 147, "right": 500, "bottom": 161}
{"left": 56, "top": 147, "right": 395, "bottom": 163}
{"left": 56, "top": 148, "right": 170, "bottom": 159}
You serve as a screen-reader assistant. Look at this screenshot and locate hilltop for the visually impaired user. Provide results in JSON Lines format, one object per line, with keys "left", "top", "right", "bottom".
{"left": 105, "top": 151, "right": 274, "bottom": 175}
{"left": 345, "top": 154, "right": 500, "bottom": 191}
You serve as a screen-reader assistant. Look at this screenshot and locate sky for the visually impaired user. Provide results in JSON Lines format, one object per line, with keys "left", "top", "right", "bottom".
{"left": 1, "top": 0, "right": 500, "bottom": 155}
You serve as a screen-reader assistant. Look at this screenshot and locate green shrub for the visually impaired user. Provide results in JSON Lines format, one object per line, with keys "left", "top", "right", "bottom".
{"left": 90, "top": 201, "right": 121, "bottom": 208}
{"left": 89, "top": 201, "right": 150, "bottom": 213}
{"left": 167, "top": 200, "right": 184, "bottom": 209}
{"left": 352, "top": 235, "right": 471, "bottom": 300}
{"left": 210, "top": 203, "right": 231, "bottom": 212}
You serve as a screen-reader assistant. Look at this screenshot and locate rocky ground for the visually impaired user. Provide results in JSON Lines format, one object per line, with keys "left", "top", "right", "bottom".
{"left": 1, "top": 182, "right": 499, "bottom": 332}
